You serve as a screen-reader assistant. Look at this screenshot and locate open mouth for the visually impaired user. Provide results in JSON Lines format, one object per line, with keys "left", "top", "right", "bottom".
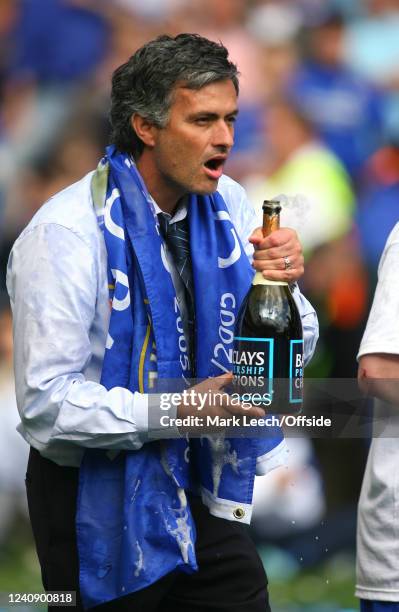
{"left": 203, "top": 156, "right": 226, "bottom": 180}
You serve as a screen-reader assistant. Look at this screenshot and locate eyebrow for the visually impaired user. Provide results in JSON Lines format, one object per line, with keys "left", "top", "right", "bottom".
{"left": 188, "top": 109, "right": 239, "bottom": 120}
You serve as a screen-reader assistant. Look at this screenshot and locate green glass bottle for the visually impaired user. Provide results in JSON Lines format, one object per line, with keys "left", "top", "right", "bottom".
{"left": 233, "top": 200, "right": 303, "bottom": 412}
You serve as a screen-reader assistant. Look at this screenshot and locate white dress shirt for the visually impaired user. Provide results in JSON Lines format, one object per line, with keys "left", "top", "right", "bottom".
{"left": 7, "top": 171, "right": 319, "bottom": 466}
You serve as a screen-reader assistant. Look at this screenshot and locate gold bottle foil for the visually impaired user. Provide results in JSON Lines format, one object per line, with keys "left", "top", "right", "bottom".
{"left": 262, "top": 200, "right": 281, "bottom": 238}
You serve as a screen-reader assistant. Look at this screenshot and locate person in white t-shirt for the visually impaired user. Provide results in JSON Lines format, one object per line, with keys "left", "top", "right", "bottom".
{"left": 357, "top": 221, "right": 399, "bottom": 611}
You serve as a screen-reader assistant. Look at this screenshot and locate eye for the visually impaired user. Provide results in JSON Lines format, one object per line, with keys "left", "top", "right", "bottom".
{"left": 227, "top": 115, "right": 237, "bottom": 125}
{"left": 195, "top": 117, "right": 210, "bottom": 126}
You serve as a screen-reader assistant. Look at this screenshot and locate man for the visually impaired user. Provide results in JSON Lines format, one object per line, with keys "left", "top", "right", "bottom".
{"left": 357, "top": 222, "right": 399, "bottom": 612}
{"left": 7, "top": 34, "right": 318, "bottom": 611}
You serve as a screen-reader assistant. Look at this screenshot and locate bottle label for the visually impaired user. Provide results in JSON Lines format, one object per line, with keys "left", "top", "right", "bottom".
{"left": 233, "top": 337, "right": 274, "bottom": 400}
{"left": 232, "top": 336, "right": 303, "bottom": 411}
{"left": 289, "top": 339, "right": 304, "bottom": 403}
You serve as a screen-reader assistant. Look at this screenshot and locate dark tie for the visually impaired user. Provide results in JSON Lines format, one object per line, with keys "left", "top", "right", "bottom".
{"left": 158, "top": 213, "right": 195, "bottom": 374}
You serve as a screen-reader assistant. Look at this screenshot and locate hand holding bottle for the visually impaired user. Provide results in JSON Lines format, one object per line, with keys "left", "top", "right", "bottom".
{"left": 249, "top": 227, "right": 304, "bottom": 283}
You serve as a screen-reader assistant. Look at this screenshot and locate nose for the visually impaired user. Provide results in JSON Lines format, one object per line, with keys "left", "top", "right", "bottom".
{"left": 212, "top": 120, "right": 234, "bottom": 150}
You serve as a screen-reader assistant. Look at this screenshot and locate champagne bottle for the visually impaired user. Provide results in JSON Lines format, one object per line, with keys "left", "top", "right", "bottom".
{"left": 233, "top": 200, "right": 303, "bottom": 412}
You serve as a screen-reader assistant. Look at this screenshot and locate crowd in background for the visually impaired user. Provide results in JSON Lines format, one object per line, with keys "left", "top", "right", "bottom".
{"left": 1, "top": 0, "right": 398, "bottom": 601}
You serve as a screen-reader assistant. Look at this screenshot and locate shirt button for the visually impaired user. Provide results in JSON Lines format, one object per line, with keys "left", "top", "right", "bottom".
{"left": 233, "top": 507, "right": 245, "bottom": 520}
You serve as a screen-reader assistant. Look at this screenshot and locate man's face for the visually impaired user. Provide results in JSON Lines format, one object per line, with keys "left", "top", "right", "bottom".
{"left": 151, "top": 79, "right": 238, "bottom": 200}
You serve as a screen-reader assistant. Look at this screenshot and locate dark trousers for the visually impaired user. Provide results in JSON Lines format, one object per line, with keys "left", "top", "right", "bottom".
{"left": 26, "top": 447, "right": 270, "bottom": 611}
{"left": 361, "top": 602, "right": 399, "bottom": 611}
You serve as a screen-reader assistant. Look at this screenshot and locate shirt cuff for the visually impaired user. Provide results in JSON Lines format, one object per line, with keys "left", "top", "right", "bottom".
{"left": 143, "top": 393, "right": 183, "bottom": 440}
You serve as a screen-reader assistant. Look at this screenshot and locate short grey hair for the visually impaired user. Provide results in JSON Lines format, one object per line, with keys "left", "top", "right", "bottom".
{"left": 109, "top": 33, "right": 239, "bottom": 157}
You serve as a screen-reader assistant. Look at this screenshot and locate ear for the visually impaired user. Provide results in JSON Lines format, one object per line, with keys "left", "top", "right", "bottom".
{"left": 131, "top": 114, "right": 158, "bottom": 148}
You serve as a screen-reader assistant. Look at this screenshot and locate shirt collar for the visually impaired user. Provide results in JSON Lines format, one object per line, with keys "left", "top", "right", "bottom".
{"left": 150, "top": 195, "right": 188, "bottom": 224}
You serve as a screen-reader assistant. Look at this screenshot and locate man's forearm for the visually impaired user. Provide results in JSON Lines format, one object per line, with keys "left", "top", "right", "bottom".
{"left": 358, "top": 353, "right": 399, "bottom": 405}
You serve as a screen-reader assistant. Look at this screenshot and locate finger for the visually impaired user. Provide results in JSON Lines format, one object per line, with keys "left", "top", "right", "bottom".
{"left": 252, "top": 240, "right": 300, "bottom": 260}
{"left": 252, "top": 253, "right": 304, "bottom": 270}
{"left": 206, "top": 372, "right": 233, "bottom": 391}
{"left": 252, "top": 243, "right": 298, "bottom": 261}
{"left": 248, "top": 227, "right": 264, "bottom": 245}
{"left": 250, "top": 228, "right": 298, "bottom": 249}
{"left": 259, "top": 265, "right": 304, "bottom": 283}
{"left": 252, "top": 254, "right": 304, "bottom": 271}
{"left": 194, "top": 372, "right": 233, "bottom": 390}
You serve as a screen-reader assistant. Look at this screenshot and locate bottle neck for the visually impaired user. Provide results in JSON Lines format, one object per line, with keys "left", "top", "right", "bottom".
{"left": 252, "top": 271, "right": 288, "bottom": 286}
{"left": 257, "top": 203, "right": 287, "bottom": 285}
{"left": 262, "top": 210, "right": 280, "bottom": 238}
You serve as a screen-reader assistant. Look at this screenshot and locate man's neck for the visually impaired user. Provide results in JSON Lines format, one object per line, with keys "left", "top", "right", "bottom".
{"left": 136, "top": 151, "right": 183, "bottom": 215}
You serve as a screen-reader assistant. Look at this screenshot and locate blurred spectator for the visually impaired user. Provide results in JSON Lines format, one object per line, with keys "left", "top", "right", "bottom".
{"left": 345, "top": 0, "right": 399, "bottom": 143}
{"left": 0, "top": 108, "right": 109, "bottom": 290}
{"left": 288, "top": 8, "right": 384, "bottom": 180}
{"left": 345, "top": 0, "right": 399, "bottom": 85}
{"left": 0, "top": 0, "right": 20, "bottom": 223}
{"left": 246, "top": 2, "right": 302, "bottom": 102}
{"left": 251, "top": 437, "right": 325, "bottom": 540}
{"left": 9, "top": 0, "right": 109, "bottom": 84}
{"left": 195, "top": 0, "right": 262, "bottom": 105}
{"left": 356, "top": 143, "right": 399, "bottom": 283}
{"left": 0, "top": 0, "right": 18, "bottom": 87}
{"left": 245, "top": 96, "right": 368, "bottom": 379}
{"left": 235, "top": 1, "right": 302, "bottom": 181}
{"left": 98, "top": 4, "right": 169, "bottom": 82}
{"left": 194, "top": 0, "right": 266, "bottom": 178}
{"left": 0, "top": 0, "right": 111, "bottom": 249}
{"left": 2, "top": 0, "right": 110, "bottom": 159}
{"left": 250, "top": 435, "right": 363, "bottom": 572}
{"left": 109, "top": 0, "right": 180, "bottom": 22}
{"left": 245, "top": 97, "right": 355, "bottom": 254}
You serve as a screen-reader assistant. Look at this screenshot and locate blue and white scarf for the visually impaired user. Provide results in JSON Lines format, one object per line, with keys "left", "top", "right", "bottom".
{"left": 77, "top": 146, "right": 283, "bottom": 609}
